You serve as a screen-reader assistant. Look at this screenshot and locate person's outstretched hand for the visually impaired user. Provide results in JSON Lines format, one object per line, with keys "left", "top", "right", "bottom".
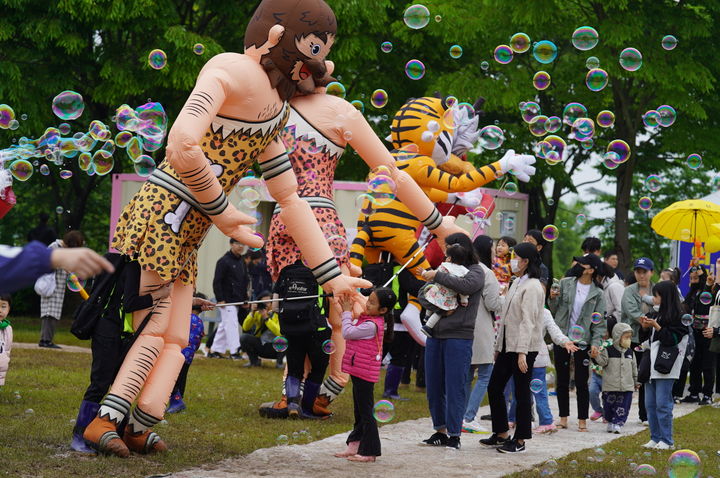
{"left": 51, "top": 248, "right": 114, "bottom": 279}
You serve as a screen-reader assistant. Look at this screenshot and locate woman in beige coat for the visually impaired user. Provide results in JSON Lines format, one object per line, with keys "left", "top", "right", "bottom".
{"left": 480, "top": 243, "right": 545, "bottom": 453}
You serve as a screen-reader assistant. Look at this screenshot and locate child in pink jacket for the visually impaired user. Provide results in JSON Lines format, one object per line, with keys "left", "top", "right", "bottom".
{"left": 0, "top": 294, "right": 13, "bottom": 386}
{"left": 334, "top": 287, "right": 396, "bottom": 463}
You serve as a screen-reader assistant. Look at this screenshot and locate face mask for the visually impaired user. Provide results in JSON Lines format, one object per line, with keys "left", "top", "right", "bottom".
{"left": 620, "top": 337, "right": 632, "bottom": 349}
{"left": 652, "top": 305, "right": 660, "bottom": 312}
{"left": 510, "top": 259, "right": 519, "bottom": 272}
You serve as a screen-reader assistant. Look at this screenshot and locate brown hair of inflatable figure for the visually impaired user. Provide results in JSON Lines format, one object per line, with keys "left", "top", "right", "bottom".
{"left": 245, "top": 0, "right": 337, "bottom": 100}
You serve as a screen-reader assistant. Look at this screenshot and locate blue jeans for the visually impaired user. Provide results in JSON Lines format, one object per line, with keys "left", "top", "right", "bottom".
{"left": 425, "top": 337, "right": 473, "bottom": 437}
{"left": 508, "top": 368, "right": 554, "bottom": 426}
{"left": 589, "top": 370, "right": 604, "bottom": 414}
{"left": 645, "top": 378, "right": 675, "bottom": 445}
{"left": 464, "top": 363, "right": 494, "bottom": 422}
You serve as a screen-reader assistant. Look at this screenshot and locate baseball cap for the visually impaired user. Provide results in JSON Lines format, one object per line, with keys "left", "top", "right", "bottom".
{"left": 573, "top": 253, "right": 603, "bottom": 271}
{"left": 633, "top": 257, "right": 655, "bottom": 271}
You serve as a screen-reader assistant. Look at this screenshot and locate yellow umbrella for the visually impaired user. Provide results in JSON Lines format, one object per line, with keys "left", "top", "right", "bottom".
{"left": 651, "top": 199, "right": 720, "bottom": 242}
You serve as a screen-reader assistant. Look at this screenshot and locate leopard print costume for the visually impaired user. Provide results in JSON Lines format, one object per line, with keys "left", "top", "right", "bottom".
{"left": 113, "top": 104, "right": 290, "bottom": 285}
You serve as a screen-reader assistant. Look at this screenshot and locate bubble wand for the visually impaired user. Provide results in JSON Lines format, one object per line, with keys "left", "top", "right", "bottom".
{"left": 68, "top": 272, "right": 90, "bottom": 300}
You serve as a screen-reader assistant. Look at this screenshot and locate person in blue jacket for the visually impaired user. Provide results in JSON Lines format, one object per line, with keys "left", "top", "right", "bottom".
{"left": 0, "top": 241, "right": 112, "bottom": 294}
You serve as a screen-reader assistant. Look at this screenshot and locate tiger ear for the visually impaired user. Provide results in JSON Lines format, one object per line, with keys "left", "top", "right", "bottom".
{"left": 384, "top": 134, "right": 392, "bottom": 142}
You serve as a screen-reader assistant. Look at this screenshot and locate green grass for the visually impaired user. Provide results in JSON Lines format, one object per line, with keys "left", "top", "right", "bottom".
{"left": 504, "top": 407, "right": 720, "bottom": 477}
{"left": 10, "top": 316, "right": 88, "bottom": 348}
{"left": 0, "top": 346, "right": 430, "bottom": 478}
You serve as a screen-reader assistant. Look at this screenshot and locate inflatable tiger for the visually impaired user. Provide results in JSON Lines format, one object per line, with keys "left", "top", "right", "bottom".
{"left": 350, "top": 95, "right": 536, "bottom": 345}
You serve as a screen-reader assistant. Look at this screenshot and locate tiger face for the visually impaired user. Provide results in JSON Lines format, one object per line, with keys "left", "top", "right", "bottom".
{"left": 388, "top": 96, "right": 455, "bottom": 166}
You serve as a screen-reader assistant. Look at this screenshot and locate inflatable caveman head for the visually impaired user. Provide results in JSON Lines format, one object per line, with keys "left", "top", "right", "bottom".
{"left": 245, "top": 0, "right": 337, "bottom": 100}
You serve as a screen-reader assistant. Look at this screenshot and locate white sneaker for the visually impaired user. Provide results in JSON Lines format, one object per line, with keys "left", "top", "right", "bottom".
{"left": 613, "top": 424, "right": 622, "bottom": 434}
{"left": 654, "top": 442, "right": 673, "bottom": 450}
{"left": 642, "top": 440, "right": 658, "bottom": 448}
{"left": 462, "top": 420, "right": 488, "bottom": 434}
{"left": 606, "top": 423, "right": 613, "bottom": 433}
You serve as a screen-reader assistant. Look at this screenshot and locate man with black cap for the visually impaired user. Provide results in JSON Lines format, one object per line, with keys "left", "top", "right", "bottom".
{"left": 621, "top": 257, "right": 655, "bottom": 423}
{"left": 548, "top": 252, "right": 606, "bottom": 432}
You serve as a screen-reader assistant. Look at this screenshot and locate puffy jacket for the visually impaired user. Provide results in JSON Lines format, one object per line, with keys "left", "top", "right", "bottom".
{"left": 342, "top": 314, "right": 384, "bottom": 383}
{"left": 548, "top": 277, "right": 606, "bottom": 347}
{"left": 242, "top": 310, "right": 281, "bottom": 344}
{"left": 595, "top": 322, "right": 637, "bottom": 392}
{"left": 0, "top": 325, "right": 12, "bottom": 386}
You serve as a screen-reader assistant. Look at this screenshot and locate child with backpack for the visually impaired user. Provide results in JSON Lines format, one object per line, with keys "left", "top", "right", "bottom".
{"left": 274, "top": 260, "right": 331, "bottom": 418}
{"left": 334, "top": 287, "right": 397, "bottom": 462}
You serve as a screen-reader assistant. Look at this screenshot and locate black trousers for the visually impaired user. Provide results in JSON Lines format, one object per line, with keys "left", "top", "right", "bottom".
{"left": 554, "top": 346, "right": 590, "bottom": 420}
{"left": 388, "top": 330, "right": 412, "bottom": 367}
{"left": 673, "top": 359, "right": 691, "bottom": 398}
{"left": 83, "top": 331, "right": 125, "bottom": 403}
{"left": 347, "top": 375, "right": 381, "bottom": 456}
{"left": 402, "top": 342, "right": 426, "bottom": 387}
{"left": 173, "top": 362, "right": 191, "bottom": 397}
{"left": 487, "top": 350, "right": 537, "bottom": 440}
{"left": 240, "top": 333, "right": 280, "bottom": 363}
{"left": 689, "top": 328, "right": 717, "bottom": 397}
{"left": 632, "top": 345, "right": 647, "bottom": 421}
{"left": 285, "top": 329, "right": 331, "bottom": 383}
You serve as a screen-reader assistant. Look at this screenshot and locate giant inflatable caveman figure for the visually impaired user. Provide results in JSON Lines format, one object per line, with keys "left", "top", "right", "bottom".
{"left": 84, "top": 0, "right": 376, "bottom": 457}
{"left": 350, "top": 95, "right": 536, "bottom": 346}
{"left": 258, "top": 79, "right": 468, "bottom": 419}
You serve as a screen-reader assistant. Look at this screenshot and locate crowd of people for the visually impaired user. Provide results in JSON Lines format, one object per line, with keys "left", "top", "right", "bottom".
{"left": 2, "top": 221, "right": 720, "bottom": 461}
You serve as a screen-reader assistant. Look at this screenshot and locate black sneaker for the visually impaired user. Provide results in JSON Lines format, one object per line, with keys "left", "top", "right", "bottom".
{"left": 673, "top": 396, "right": 682, "bottom": 404}
{"left": 207, "top": 352, "right": 225, "bottom": 359}
{"left": 230, "top": 353, "right": 243, "bottom": 361}
{"left": 38, "top": 341, "right": 48, "bottom": 348}
{"left": 479, "top": 433, "right": 508, "bottom": 447}
{"left": 422, "top": 432, "right": 448, "bottom": 446}
{"left": 480, "top": 414, "right": 492, "bottom": 421}
{"left": 46, "top": 343, "right": 62, "bottom": 349}
{"left": 680, "top": 395, "right": 700, "bottom": 403}
{"left": 699, "top": 395, "right": 712, "bottom": 406}
{"left": 497, "top": 439, "right": 526, "bottom": 453}
{"left": 446, "top": 436, "right": 461, "bottom": 449}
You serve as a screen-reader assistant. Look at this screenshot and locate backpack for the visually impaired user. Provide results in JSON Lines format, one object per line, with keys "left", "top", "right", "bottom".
{"left": 360, "top": 262, "right": 395, "bottom": 295}
{"left": 275, "top": 263, "right": 323, "bottom": 335}
{"left": 71, "top": 253, "right": 128, "bottom": 340}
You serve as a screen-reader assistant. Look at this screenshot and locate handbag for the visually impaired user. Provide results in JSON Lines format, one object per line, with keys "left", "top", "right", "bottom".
{"left": 654, "top": 342, "right": 680, "bottom": 374}
{"left": 34, "top": 272, "right": 56, "bottom": 297}
{"left": 637, "top": 348, "right": 651, "bottom": 383}
{"left": 709, "top": 293, "right": 720, "bottom": 353}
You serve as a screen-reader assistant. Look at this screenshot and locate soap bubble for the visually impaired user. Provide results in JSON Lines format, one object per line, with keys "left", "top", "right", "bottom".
{"left": 148, "top": 49, "right": 167, "bottom": 70}
{"left": 134, "top": 155, "right": 156, "bottom": 177}
{"left": 276, "top": 434, "right": 289, "bottom": 446}
{"left": 325, "top": 81, "right": 346, "bottom": 99}
{"left": 644, "top": 175, "right": 662, "bottom": 192}
{"left": 521, "top": 101, "right": 541, "bottom": 123}
{"left": 478, "top": 125, "right": 505, "bottom": 150}
{"left": 700, "top": 291, "right": 713, "bottom": 305}
{"left": 367, "top": 171, "right": 397, "bottom": 206}
{"left": 405, "top": 59, "right": 426, "bottom": 80}
{"left": 643, "top": 110, "right": 661, "bottom": 128}
{"left": 510, "top": 32, "right": 531, "bottom": 53}
{"left": 529, "top": 116, "right": 549, "bottom": 137}
{"left": 92, "top": 150, "right": 114, "bottom": 176}
{"left": 563, "top": 102, "right": 588, "bottom": 126}
{"left": 667, "top": 449, "right": 701, "bottom": 478}
{"left": 681, "top": 314, "right": 693, "bottom": 326}
{"left": 52, "top": 91, "right": 85, "bottom": 120}
{"left": 657, "top": 105, "right": 677, "bottom": 127}
{"left": 372, "top": 400, "right": 395, "bottom": 423}
{"left": 449, "top": 44, "right": 463, "bottom": 59}
{"left": 350, "top": 100, "right": 364, "bottom": 113}
{"left": 569, "top": 324, "right": 585, "bottom": 341}
{"left": 594, "top": 447, "right": 606, "bottom": 462}
{"left": 8, "top": 119, "right": 19, "bottom": 130}
{"left": 572, "top": 118, "right": 595, "bottom": 141}
{"left": 586, "top": 56, "right": 600, "bottom": 69}
{"left": 240, "top": 187, "right": 261, "bottom": 209}
{"left": 193, "top": 43, "right": 205, "bottom": 55}
{"left": 494, "top": 45, "right": 513, "bottom": 64}
{"left": 126, "top": 136, "right": 143, "bottom": 162}
{"left": 480, "top": 61, "right": 489, "bottom": 70}
{"left": 328, "top": 234, "right": 348, "bottom": 259}
{"left": 9, "top": 159, "right": 33, "bottom": 181}
{"left": 638, "top": 197, "right": 653, "bottom": 211}
{"left": 576, "top": 214, "right": 587, "bottom": 225}
{"left": 381, "top": 41, "right": 393, "bottom": 53}
{"left": 662, "top": 35, "right": 678, "bottom": 51}
{"left": 503, "top": 181, "right": 519, "bottom": 196}
{"left": 540, "top": 459, "right": 558, "bottom": 476}
{"left": 25, "top": 408, "right": 34, "bottom": 415}
{"left": 66, "top": 274, "right": 87, "bottom": 292}
{"left": 583, "top": 359, "right": 590, "bottom": 367}
{"left": 322, "top": 339, "right": 337, "bottom": 354}
{"left": 635, "top": 464, "right": 657, "bottom": 475}
{"left": 89, "top": 120, "right": 111, "bottom": 141}
{"left": 545, "top": 116, "right": 562, "bottom": 133}
{"left": 572, "top": 26, "right": 599, "bottom": 51}
{"left": 607, "top": 139, "right": 631, "bottom": 164}
{"left": 530, "top": 379, "right": 544, "bottom": 393}
{"left": 115, "top": 131, "right": 133, "bottom": 148}
{"left": 533, "top": 40, "right": 558, "bottom": 64}
{"left": 686, "top": 153, "right": 702, "bottom": 170}
{"left": 533, "top": 71, "right": 551, "bottom": 90}
{"left": 586, "top": 68, "right": 609, "bottom": 92}
{"left": 597, "top": 110, "right": 615, "bottom": 128}
{"left": 591, "top": 312, "right": 603, "bottom": 324}
{"left": 272, "top": 336, "right": 288, "bottom": 353}
{"left": 435, "top": 14, "right": 441, "bottom": 22}
{"left": 371, "top": 89, "right": 388, "bottom": 109}
{"left": 39, "top": 164, "right": 50, "bottom": 175}
{"left": 404, "top": 4, "right": 430, "bottom": 29}
{"left": 542, "top": 224, "right": 559, "bottom": 242}
{"left": 59, "top": 170, "right": 73, "bottom": 179}
{"left": 619, "top": 47, "right": 642, "bottom": 71}
{"left": 0, "top": 104, "right": 15, "bottom": 128}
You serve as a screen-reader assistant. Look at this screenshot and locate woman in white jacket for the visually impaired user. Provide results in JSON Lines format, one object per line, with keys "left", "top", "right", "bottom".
{"left": 462, "top": 236, "right": 503, "bottom": 433}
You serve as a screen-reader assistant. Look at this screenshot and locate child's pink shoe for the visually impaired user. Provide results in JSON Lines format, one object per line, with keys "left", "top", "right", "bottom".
{"left": 533, "top": 424, "right": 557, "bottom": 434}
{"left": 590, "top": 411, "right": 603, "bottom": 421}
